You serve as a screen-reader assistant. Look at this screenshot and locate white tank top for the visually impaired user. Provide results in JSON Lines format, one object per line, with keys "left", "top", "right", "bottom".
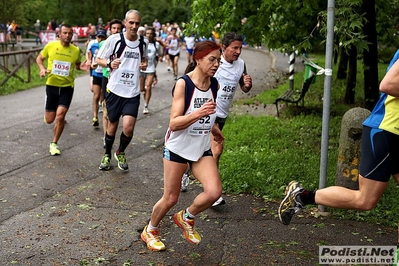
{"left": 142, "top": 42, "right": 159, "bottom": 73}
{"left": 165, "top": 75, "right": 218, "bottom": 161}
{"left": 215, "top": 56, "right": 245, "bottom": 118}
{"left": 97, "top": 33, "right": 148, "bottom": 98}
{"left": 168, "top": 38, "right": 180, "bottom": 56}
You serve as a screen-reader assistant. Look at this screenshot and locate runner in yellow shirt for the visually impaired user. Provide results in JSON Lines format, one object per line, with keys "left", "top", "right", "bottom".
{"left": 36, "top": 24, "right": 81, "bottom": 155}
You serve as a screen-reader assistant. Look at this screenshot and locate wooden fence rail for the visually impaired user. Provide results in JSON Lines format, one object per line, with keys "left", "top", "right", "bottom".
{"left": 0, "top": 39, "right": 86, "bottom": 88}
{"left": 0, "top": 47, "right": 42, "bottom": 87}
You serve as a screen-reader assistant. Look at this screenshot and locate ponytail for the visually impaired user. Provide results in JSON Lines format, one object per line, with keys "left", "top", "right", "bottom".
{"left": 184, "top": 61, "right": 197, "bottom": 74}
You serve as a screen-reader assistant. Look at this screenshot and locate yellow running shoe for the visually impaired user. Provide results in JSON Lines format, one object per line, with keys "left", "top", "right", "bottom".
{"left": 92, "top": 117, "right": 99, "bottom": 127}
{"left": 278, "top": 181, "right": 305, "bottom": 225}
{"left": 141, "top": 225, "right": 166, "bottom": 251}
{"left": 49, "top": 142, "right": 60, "bottom": 156}
{"left": 173, "top": 210, "right": 201, "bottom": 244}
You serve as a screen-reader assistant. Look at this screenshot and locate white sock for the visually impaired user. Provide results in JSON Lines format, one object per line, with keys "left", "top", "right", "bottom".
{"left": 184, "top": 208, "right": 195, "bottom": 221}
{"left": 147, "top": 221, "right": 158, "bottom": 232}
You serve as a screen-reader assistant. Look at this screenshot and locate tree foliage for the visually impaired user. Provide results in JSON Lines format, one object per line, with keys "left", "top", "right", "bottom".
{"left": 183, "top": 0, "right": 399, "bottom": 108}
{"left": 184, "top": 0, "right": 326, "bottom": 52}
{"left": 184, "top": 0, "right": 399, "bottom": 55}
{"left": 0, "top": 0, "right": 188, "bottom": 31}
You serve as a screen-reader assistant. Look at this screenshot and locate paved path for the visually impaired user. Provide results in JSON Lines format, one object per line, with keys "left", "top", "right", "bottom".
{"left": 0, "top": 47, "right": 395, "bottom": 266}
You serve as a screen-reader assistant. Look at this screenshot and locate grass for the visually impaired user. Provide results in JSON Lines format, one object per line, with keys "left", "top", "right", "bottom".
{"left": 0, "top": 64, "right": 46, "bottom": 95}
{"left": 220, "top": 54, "right": 399, "bottom": 228}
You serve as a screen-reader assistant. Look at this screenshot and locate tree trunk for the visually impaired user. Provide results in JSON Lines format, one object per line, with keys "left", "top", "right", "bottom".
{"left": 334, "top": 37, "right": 339, "bottom": 65}
{"left": 362, "top": 0, "right": 379, "bottom": 110}
{"left": 345, "top": 45, "right": 357, "bottom": 104}
{"left": 337, "top": 48, "right": 348, "bottom": 80}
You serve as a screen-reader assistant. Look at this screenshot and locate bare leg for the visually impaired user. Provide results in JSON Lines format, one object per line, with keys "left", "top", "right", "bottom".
{"left": 102, "top": 101, "right": 108, "bottom": 137}
{"left": 173, "top": 56, "right": 179, "bottom": 77}
{"left": 187, "top": 156, "right": 222, "bottom": 215}
{"left": 211, "top": 131, "right": 223, "bottom": 167}
{"left": 145, "top": 74, "right": 154, "bottom": 106}
{"left": 140, "top": 75, "right": 146, "bottom": 98}
{"left": 92, "top": 84, "right": 101, "bottom": 119}
{"left": 315, "top": 174, "right": 388, "bottom": 211}
{"left": 150, "top": 159, "right": 186, "bottom": 227}
{"left": 51, "top": 106, "right": 68, "bottom": 143}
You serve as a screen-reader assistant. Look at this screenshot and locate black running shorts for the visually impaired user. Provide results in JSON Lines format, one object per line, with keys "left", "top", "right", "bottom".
{"left": 45, "top": 85, "right": 74, "bottom": 112}
{"left": 163, "top": 147, "right": 213, "bottom": 165}
{"left": 105, "top": 92, "right": 140, "bottom": 123}
{"left": 360, "top": 126, "right": 399, "bottom": 182}
{"left": 92, "top": 75, "right": 102, "bottom": 86}
{"left": 101, "top": 77, "right": 108, "bottom": 99}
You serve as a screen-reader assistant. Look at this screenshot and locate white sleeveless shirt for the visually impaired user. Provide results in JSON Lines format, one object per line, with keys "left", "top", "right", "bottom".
{"left": 165, "top": 75, "right": 218, "bottom": 161}
{"left": 215, "top": 56, "right": 245, "bottom": 118}
{"left": 97, "top": 33, "right": 148, "bottom": 98}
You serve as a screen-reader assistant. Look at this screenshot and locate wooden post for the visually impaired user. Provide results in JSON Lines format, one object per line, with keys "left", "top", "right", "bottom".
{"left": 27, "top": 51, "right": 31, "bottom": 82}
{"left": 4, "top": 43, "right": 8, "bottom": 68}
{"left": 335, "top": 107, "right": 371, "bottom": 189}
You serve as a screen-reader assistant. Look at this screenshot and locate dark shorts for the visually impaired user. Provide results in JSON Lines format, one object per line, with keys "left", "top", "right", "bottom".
{"left": 360, "top": 126, "right": 399, "bottom": 182}
{"left": 186, "top": 48, "right": 194, "bottom": 55}
{"left": 163, "top": 147, "right": 213, "bottom": 165}
{"left": 140, "top": 72, "right": 155, "bottom": 78}
{"left": 215, "top": 116, "right": 227, "bottom": 131}
{"left": 92, "top": 75, "right": 102, "bottom": 86}
{"left": 169, "top": 52, "right": 180, "bottom": 62}
{"left": 45, "top": 85, "right": 74, "bottom": 112}
{"left": 89, "top": 67, "right": 93, "bottom": 77}
{"left": 101, "top": 77, "right": 108, "bottom": 99}
{"left": 105, "top": 92, "right": 140, "bottom": 123}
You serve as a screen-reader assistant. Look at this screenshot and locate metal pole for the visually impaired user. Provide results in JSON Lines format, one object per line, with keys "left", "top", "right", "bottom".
{"left": 289, "top": 52, "right": 295, "bottom": 89}
{"left": 318, "top": 0, "right": 335, "bottom": 212}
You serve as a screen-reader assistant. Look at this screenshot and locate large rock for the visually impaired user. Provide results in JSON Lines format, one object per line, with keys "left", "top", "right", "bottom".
{"left": 335, "top": 107, "right": 371, "bottom": 189}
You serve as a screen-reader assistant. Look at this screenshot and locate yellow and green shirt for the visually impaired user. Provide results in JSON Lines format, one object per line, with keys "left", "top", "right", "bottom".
{"left": 40, "top": 41, "right": 81, "bottom": 87}
{"left": 363, "top": 52, "right": 399, "bottom": 135}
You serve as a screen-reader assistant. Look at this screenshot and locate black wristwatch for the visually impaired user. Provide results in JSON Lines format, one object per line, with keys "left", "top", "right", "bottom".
{"left": 107, "top": 61, "right": 112, "bottom": 69}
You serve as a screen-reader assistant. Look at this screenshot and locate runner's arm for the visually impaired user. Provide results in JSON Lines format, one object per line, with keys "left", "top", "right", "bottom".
{"left": 75, "top": 58, "right": 82, "bottom": 70}
{"left": 36, "top": 53, "right": 48, "bottom": 78}
{"left": 239, "top": 63, "right": 252, "bottom": 93}
{"left": 169, "top": 80, "right": 217, "bottom": 131}
{"left": 96, "top": 38, "right": 112, "bottom": 68}
{"left": 380, "top": 59, "right": 399, "bottom": 97}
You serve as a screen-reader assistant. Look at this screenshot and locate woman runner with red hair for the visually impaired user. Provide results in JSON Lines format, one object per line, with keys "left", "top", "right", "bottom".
{"left": 141, "top": 41, "right": 223, "bottom": 251}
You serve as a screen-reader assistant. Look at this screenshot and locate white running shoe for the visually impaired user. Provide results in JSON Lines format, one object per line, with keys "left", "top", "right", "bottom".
{"left": 212, "top": 196, "right": 226, "bottom": 207}
{"left": 181, "top": 173, "right": 189, "bottom": 192}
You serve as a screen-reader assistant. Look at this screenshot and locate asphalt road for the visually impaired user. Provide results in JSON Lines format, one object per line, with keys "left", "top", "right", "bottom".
{"left": 0, "top": 47, "right": 396, "bottom": 266}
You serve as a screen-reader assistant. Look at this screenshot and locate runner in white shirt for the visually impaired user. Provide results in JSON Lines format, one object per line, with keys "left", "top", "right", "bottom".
{"left": 212, "top": 32, "right": 252, "bottom": 205}
{"left": 184, "top": 33, "right": 196, "bottom": 64}
{"left": 180, "top": 32, "right": 253, "bottom": 206}
{"left": 141, "top": 41, "right": 224, "bottom": 251}
{"left": 140, "top": 26, "right": 162, "bottom": 114}
{"left": 95, "top": 9, "right": 148, "bottom": 171}
{"left": 166, "top": 27, "right": 182, "bottom": 80}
